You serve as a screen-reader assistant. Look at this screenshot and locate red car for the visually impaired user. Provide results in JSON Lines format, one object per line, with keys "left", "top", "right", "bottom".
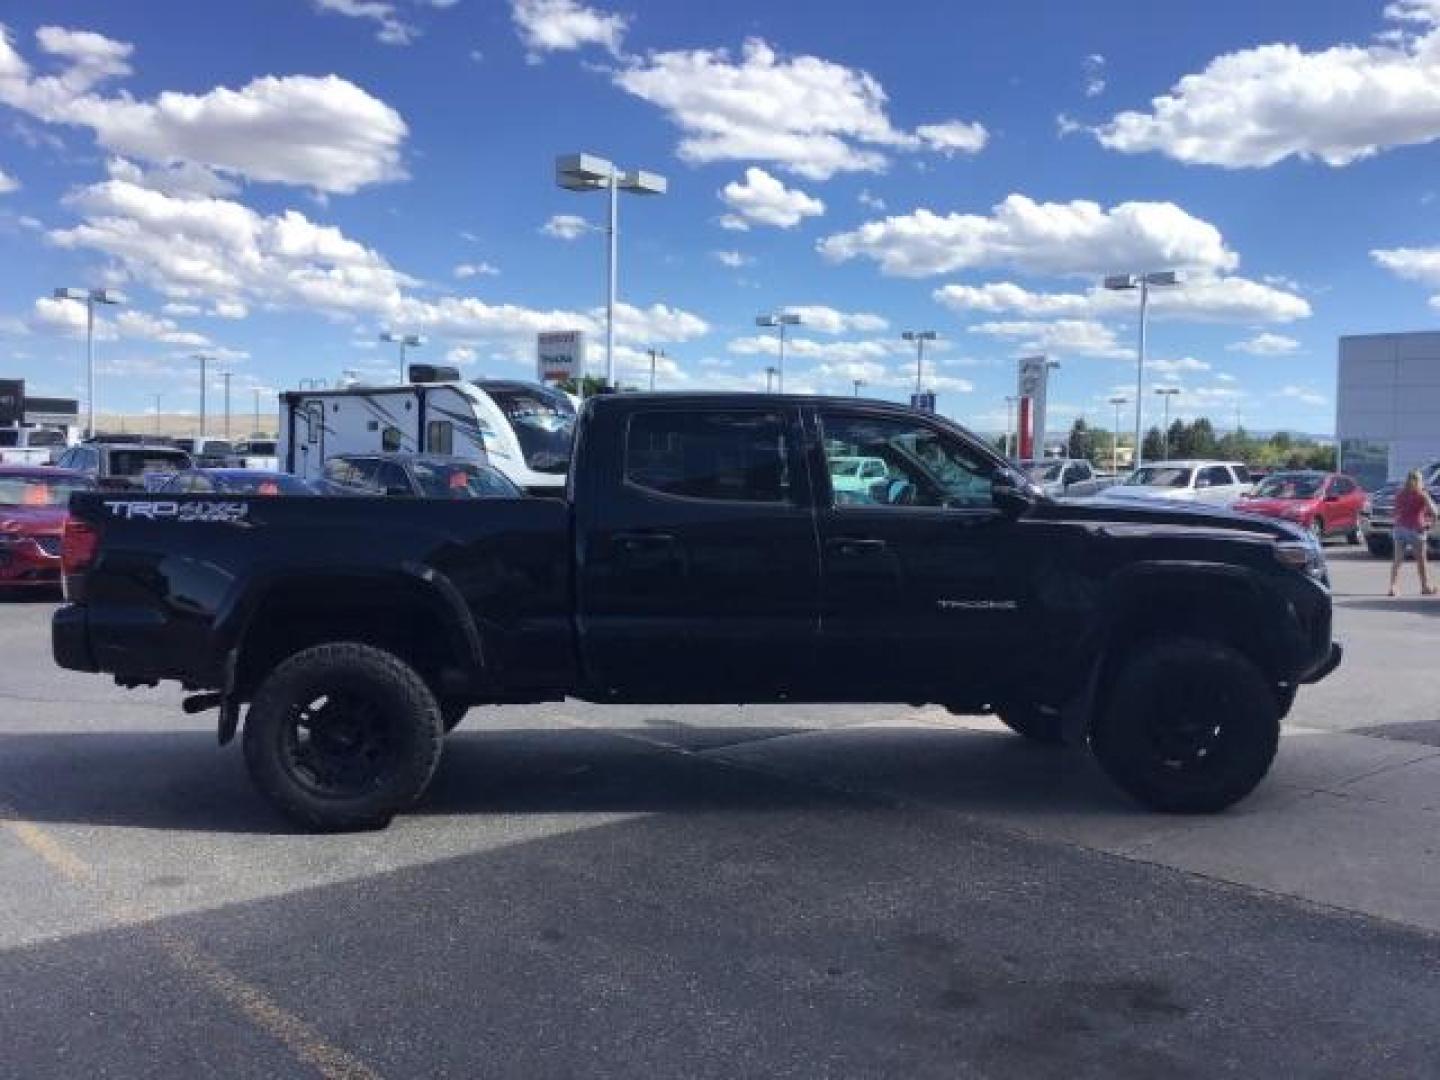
{"left": 0, "top": 466, "right": 94, "bottom": 591}
{"left": 1232, "top": 470, "right": 1366, "bottom": 544}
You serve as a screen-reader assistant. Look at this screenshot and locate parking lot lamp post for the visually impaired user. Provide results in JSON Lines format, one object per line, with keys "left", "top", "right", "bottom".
{"left": 902, "top": 330, "right": 938, "bottom": 395}
{"left": 756, "top": 312, "right": 801, "bottom": 393}
{"left": 765, "top": 366, "right": 778, "bottom": 393}
{"left": 253, "top": 389, "right": 261, "bottom": 436}
{"left": 1103, "top": 271, "right": 1181, "bottom": 470}
{"left": 647, "top": 347, "right": 665, "bottom": 392}
{"left": 1003, "top": 395, "right": 1017, "bottom": 458}
{"left": 1109, "top": 395, "right": 1128, "bottom": 474}
{"left": 221, "top": 371, "right": 233, "bottom": 440}
{"left": 53, "top": 287, "right": 123, "bottom": 438}
{"left": 380, "top": 332, "right": 424, "bottom": 382}
{"left": 192, "top": 354, "right": 212, "bottom": 437}
{"left": 1155, "top": 387, "right": 1180, "bottom": 459}
{"left": 154, "top": 394, "right": 162, "bottom": 435}
{"left": 556, "top": 154, "right": 668, "bottom": 389}
{"left": 853, "top": 378, "right": 865, "bottom": 397}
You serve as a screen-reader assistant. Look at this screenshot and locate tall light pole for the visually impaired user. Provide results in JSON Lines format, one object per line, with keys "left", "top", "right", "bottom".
{"left": 1155, "top": 386, "right": 1180, "bottom": 459}
{"left": 193, "top": 354, "right": 212, "bottom": 436}
{"left": 220, "top": 371, "right": 233, "bottom": 440}
{"left": 1109, "top": 395, "right": 1128, "bottom": 474}
{"left": 53, "top": 287, "right": 124, "bottom": 438}
{"left": 646, "top": 347, "right": 665, "bottom": 392}
{"left": 153, "top": 393, "right": 162, "bottom": 436}
{"left": 253, "top": 388, "right": 262, "bottom": 436}
{"left": 1103, "top": 270, "right": 1182, "bottom": 470}
{"left": 765, "top": 366, "right": 778, "bottom": 393}
{"left": 556, "top": 154, "right": 667, "bottom": 389}
{"left": 380, "top": 331, "right": 424, "bottom": 381}
{"left": 756, "top": 311, "right": 801, "bottom": 393}
{"left": 1004, "top": 395, "right": 1018, "bottom": 458}
{"left": 902, "top": 330, "right": 937, "bottom": 395}
{"left": 853, "top": 378, "right": 865, "bottom": 397}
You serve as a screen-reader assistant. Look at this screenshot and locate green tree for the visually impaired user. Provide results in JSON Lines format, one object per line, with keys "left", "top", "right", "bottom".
{"left": 1142, "top": 426, "right": 1165, "bottom": 462}
{"left": 1190, "top": 417, "right": 1218, "bottom": 457}
{"left": 1067, "top": 418, "right": 1094, "bottom": 461}
{"left": 556, "top": 375, "right": 611, "bottom": 397}
{"left": 1166, "top": 419, "right": 1187, "bottom": 458}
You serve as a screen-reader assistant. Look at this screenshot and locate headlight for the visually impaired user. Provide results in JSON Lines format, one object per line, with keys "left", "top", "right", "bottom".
{"left": 1274, "top": 538, "right": 1327, "bottom": 582}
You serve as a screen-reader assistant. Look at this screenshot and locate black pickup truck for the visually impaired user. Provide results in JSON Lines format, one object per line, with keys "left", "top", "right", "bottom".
{"left": 53, "top": 394, "right": 1340, "bottom": 830}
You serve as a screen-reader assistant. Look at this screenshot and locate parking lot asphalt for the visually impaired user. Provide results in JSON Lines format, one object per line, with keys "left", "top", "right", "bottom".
{"left": 2, "top": 545, "right": 1438, "bottom": 1078}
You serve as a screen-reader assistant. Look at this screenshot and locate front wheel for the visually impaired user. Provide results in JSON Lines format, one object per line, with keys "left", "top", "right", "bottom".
{"left": 242, "top": 643, "right": 444, "bottom": 831}
{"left": 1091, "top": 638, "right": 1279, "bottom": 813}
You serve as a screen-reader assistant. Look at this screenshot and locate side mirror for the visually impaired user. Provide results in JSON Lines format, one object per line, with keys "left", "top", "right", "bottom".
{"left": 992, "top": 472, "right": 1034, "bottom": 516}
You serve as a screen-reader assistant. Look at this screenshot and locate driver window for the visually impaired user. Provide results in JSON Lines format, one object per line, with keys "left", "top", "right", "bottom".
{"left": 819, "top": 413, "right": 994, "bottom": 510}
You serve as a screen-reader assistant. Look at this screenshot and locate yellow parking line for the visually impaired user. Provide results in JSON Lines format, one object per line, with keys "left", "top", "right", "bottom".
{"left": 1, "top": 811, "right": 380, "bottom": 1080}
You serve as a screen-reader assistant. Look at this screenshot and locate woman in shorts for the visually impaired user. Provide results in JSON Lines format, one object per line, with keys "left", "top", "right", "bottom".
{"left": 1389, "top": 469, "right": 1438, "bottom": 597}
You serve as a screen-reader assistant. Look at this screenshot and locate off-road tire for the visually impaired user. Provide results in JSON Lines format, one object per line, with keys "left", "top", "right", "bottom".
{"left": 995, "top": 702, "right": 1065, "bottom": 744}
{"left": 242, "top": 642, "right": 444, "bottom": 831}
{"left": 1091, "top": 637, "right": 1279, "bottom": 813}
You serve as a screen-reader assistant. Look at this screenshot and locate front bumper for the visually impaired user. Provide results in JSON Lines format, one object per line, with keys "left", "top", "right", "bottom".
{"left": 1300, "top": 641, "right": 1343, "bottom": 684}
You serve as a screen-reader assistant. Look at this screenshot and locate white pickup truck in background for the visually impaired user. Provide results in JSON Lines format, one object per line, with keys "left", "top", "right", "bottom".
{"left": 0, "top": 426, "right": 68, "bottom": 466}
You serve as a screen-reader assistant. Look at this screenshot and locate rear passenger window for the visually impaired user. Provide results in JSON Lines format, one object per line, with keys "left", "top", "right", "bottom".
{"left": 625, "top": 410, "right": 791, "bottom": 503}
{"left": 426, "top": 420, "right": 453, "bottom": 456}
{"left": 1198, "top": 466, "right": 1231, "bottom": 488}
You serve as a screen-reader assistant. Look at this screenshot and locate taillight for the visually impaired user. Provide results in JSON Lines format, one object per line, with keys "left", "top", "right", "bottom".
{"left": 61, "top": 518, "right": 99, "bottom": 601}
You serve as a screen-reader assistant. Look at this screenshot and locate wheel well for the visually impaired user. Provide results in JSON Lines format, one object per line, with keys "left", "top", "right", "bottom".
{"left": 1089, "top": 578, "right": 1275, "bottom": 722}
{"left": 233, "top": 578, "right": 470, "bottom": 700}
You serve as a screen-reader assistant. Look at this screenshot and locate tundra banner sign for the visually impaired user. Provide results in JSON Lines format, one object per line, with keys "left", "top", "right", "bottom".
{"left": 537, "top": 331, "right": 585, "bottom": 383}
{"left": 0, "top": 379, "right": 23, "bottom": 426}
{"left": 1016, "top": 355, "right": 1050, "bottom": 460}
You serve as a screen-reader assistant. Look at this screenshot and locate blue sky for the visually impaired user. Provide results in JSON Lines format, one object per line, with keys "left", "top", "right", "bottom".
{"left": 3, "top": 0, "right": 1440, "bottom": 434}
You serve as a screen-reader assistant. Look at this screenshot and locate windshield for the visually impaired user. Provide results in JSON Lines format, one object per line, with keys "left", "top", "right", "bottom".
{"left": 242, "top": 441, "right": 276, "bottom": 455}
{"left": 0, "top": 475, "right": 93, "bottom": 506}
{"left": 1254, "top": 475, "right": 1323, "bottom": 499}
{"left": 1125, "top": 466, "right": 1193, "bottom": 488}
{"left": 483, "top": 385, "right": 575, "bottom": 474}
{"left": 829, "top": 459, "right": 863, "bottom": 476}
{"left": 411, "top": 461, "right": 521, "bottom": 499}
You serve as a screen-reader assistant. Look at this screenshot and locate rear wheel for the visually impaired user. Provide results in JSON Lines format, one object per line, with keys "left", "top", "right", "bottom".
{"left": 1347, "top": 526, "right": 1362, "bottom": 545}
{"left": 995, "top": 702, "right": 1064, "bottom": 744}
{"left": 242, "top": 642, "right": 444, "bottom": 831}
{"left": 1091, "top": 638, "right": 1279, "bottom": 813}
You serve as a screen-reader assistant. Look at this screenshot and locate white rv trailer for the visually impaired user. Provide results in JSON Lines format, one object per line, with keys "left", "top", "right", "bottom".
{"left": 277, "top": 377, "right": 576, "bottom": 495}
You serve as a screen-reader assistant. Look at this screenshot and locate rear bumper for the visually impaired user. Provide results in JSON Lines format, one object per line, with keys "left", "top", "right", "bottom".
{"left": 52, "top": 604, "right": 97, "bottom": 672}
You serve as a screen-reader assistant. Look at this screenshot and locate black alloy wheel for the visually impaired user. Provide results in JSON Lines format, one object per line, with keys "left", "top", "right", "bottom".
{"left": 1091, "top": 637, "right": 1279, "bottom": 813}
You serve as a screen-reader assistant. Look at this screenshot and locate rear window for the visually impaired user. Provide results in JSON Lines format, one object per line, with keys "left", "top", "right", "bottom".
{"left": 625, "top": 410, "right": 791, "bottom": 503}
{"left": 109, "top": 450, "right": 190, "bottom": 477}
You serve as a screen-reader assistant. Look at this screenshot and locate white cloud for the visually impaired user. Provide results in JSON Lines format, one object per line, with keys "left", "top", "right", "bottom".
{"left": 313, "top": 0, "right": 416, "bottom": 46}
{"left": 783, "top": 305, "right": 889, "bottom": 335}
{"left": 1216, "top": 372, "right": 1237, "bottom": 383}
{"left": 857, "top": 188, "right": 886, "bottom": 211}
{"left": 212, "top": 299, "right": 248, "bottom": 319}
{"left": 712, "top": 249, "right": 752, "bottom": 268}
{"left": 718, "top": 167, "right": 825, "bottom": 230}
{"left": 103, "top": 156, "right": 237, "bottom": 198}
{"left": 540, "top": 213, "right": 590, "bottom": 240}
{"left": 1370, "top": 245, "right": 1440, "bottom": 309}
{"left": 0, "top": 166, "right": 17, "bottom": 193}
{"left": 933, "top": 275, "right": 1310, "bottom": 324}
{"left": 1280, "top": 385, "right": 1328, "bottom": 407}
{"left": 1083, "top": 54, "right": 1106, "bottom": 98}
{"left": 613, "top": 37, "right": 985, "bottom": 180}
{"left": 915, "top": 119, "right": 988, "bottom": 156}
{"left": 605, "top": 302, "right": 710, "bottom": 345}
{"left": 511, "top": 0, "right": 626, "bottom": 62}
{"left": 162, "top": 301, "right": 201, "bottom": 316}
{"left": 1227, "top": 332, "right": 1300, "bottom": 355}
{"left": 32, "top": 295, "right": 211, "bottom": 346}
{"left": 446, "top": 345, "right": 476, "bottom": 365}
{"left": 0, "top": 24, "right": 407, "bottom": 193}
{"left": 454, "top": 261, "right": 500, "bottom": 278}
{"left": 1095, "top": 5, "right": 1440, "bottom": 168}
{"left": 1149, "top": 356, "right": 1211, "bottom": 377}
{"left": 967, "top": 319, "right": 1130, "bottom": 359}
{"left": 819, "top": 194, "right": 1237, "bottom": 278}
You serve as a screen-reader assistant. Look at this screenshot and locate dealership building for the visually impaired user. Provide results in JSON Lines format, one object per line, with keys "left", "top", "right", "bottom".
{"left": 1337, "top": 332, "right": 1440, "bottom": 490}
